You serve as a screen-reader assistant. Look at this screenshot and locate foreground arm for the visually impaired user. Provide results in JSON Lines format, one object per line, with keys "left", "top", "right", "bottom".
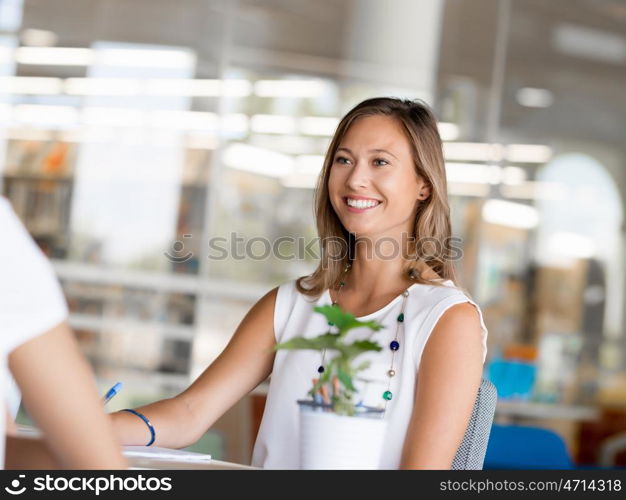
{"left": 110, "top": 287, "right": 278, "bottom": 449}
{"left": 8, "top": 321, "right": 127, "bottom": 469}
{"left": 399, "top": 302, "right": 484, "bottom": 469}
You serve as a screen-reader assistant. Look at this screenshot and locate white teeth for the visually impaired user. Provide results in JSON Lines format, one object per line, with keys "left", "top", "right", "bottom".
{"left": 346, "top": 198, "right": 379, "bottom": 209}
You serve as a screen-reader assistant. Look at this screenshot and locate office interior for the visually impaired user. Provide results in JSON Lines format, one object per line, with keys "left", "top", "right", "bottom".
{"left": 1, "top": 0, "right": 626, "bottom": 468}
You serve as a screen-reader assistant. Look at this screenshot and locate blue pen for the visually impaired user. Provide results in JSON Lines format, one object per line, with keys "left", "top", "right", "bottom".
{"left": 103, "top": 382, "right": 123, "bottom": 405}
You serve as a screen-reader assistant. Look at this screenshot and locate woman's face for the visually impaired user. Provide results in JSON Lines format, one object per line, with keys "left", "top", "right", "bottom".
{"left": 328, "top": 114, "right": 430, "bottom": 239}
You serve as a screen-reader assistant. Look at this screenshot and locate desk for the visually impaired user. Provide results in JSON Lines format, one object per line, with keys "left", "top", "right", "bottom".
{"left": 128, "top": 456, "right": 258, "bottom": 470}
{"left": 16, "top": 425, "right": 258, "bottom": 470}
{"left": 495, "top": 400, "right": 600, "bottom": 423}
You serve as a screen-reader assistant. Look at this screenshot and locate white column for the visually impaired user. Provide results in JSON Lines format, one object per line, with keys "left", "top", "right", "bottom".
{"left": 344, "top": 0, "right": 445, "bottom": 101}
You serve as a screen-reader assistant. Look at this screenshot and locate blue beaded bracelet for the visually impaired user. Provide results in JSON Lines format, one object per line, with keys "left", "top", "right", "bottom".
{"left": 122, "top": 409, "right": 155, "bottom": 446}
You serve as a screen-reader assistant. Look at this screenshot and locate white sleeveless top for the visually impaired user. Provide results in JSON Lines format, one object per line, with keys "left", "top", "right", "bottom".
{"left": 251, "top": 278, "right": 488, "bottom": 469}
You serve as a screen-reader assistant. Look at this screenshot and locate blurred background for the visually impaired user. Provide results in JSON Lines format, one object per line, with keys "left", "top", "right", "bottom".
{"left": 2, "top": 0, "right": 626, "bottom": 468}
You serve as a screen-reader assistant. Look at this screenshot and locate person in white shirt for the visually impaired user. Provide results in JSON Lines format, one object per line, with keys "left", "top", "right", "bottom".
{"left": 110, "top": 97, "right": 487, "bottom": 469}
{"left": 0, "top": 196, "right": 126, "bottom": 469}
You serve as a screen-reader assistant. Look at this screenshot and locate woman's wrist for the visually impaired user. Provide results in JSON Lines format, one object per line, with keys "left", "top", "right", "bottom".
{"left": 120, "top": 409, "right": 155, "bottom": 446}
{"left": 109, "top": 409, "right": 153, "bottom": 446}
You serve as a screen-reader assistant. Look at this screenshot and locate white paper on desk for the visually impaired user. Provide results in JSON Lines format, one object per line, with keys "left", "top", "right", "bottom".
{"left": 123, "top": 446, "right": 211, "bottom": 462}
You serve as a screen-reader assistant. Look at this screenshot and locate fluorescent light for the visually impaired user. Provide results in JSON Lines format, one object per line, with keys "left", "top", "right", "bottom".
{"left": 501, "top": 166, "right": 527, "bottom": 185}
{"left": 445, "top": 162, "right": 502, "bottom": 184}
{"left": 15, "top": 47, "right": 94, "bottom": 66}
{"left": 505, "top": 144, "right": 552, "bottom": 163}
{"left": 146, "top": 78, "right": 251, "bottom": 97}
{"left": 0, "top": 46, "right": 12, "bottom": 64}
{"left": 150, "top": 110, "right": 218, "bottom": 130}
{"left": 280, "top": 174, "right": 317, "bottom": 189}
{"left": 222, "top": 143, "right": 294, "bottom": 178}
{"left": 250, "top": 114, "right": 296, "bottom": 134}
{"left": 500, "top": 181, "right": 567, "bottom": 201}
{"left": 299, "top": 116, "right": 339, "bottom": 136}
{"left": 482, "top": 199, "right": 539, "bottom": 229}
{"left": 14, "top": 104, "right": 79, "bottom": 127}
{"left": 5, "top": 129, "right": 55, "bottom": 141}
{"left": 21, "top": 29, "right": 59, "bottom": 47}
{"left": 547, "top": 232, "right": 595, "bottom": 259}
{"left": 554, "top": 23, "right": 626, "bottom": 64}
{"left": 65, "top": 77, "right": 142, "bottom": 96}
{"left": 438, "top": 122, "right": 460, "bottom": 141}
{"left": 0, "top": 76, "right": 62, "bottom": 94}
{"left": 248, "top": 134, "right": 325, "bottom": 155}
{"left": 516, "top": 87, "right": 554, "bottom": 108}
{"left": 294, "top": 155, "right": 324, "bottom": 175}
{"left": 443, "top": 142, "right": 503, "bottom": 162}
{"left": 447, "top": 183, "right": 490, "bottom": 197}
{"left": 0, "top": 103, "right": 11, "bottom": 125}
{"left": 95, "top": 48, "right": 195, "bottom": 68}
{"left": 82, "top": 107, "right": 144, "bottom": 127}
{"left": 219, "top": 79, "right": 253, "bottom": 97}
{"left": 65, "top": 77, "right": 252, "bottom": 97}
{"left": 186, "top": 134, "right": 218, "bottom": 150}
{"left": 220, "top": 113, "right": 249, "bottom": 135}
{"left": 254, "top": 79, "right": 330, "bottom": 97}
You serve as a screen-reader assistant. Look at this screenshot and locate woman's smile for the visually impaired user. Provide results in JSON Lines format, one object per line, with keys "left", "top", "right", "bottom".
{"left": 344, "top": 195, "right": 382, "bottom": 213}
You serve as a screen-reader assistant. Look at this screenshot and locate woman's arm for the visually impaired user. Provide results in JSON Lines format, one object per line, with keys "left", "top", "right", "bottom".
{"left": 399, "top": 302, "right": 484, "bottom": 469}
{"left": 8, "top": 321, "right": 128, "bottom": 469}
{"left": 110, "top": 287, "right": 278, "bottom": 449}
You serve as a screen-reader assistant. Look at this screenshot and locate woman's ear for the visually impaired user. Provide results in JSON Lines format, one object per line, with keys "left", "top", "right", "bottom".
{"left": 418, "top": 180, "right": 432, "bottom": 200}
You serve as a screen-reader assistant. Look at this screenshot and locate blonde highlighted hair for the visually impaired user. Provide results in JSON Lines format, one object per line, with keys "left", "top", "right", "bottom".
{"left": 297, "top": 97, "right": 460, "bottom": 297}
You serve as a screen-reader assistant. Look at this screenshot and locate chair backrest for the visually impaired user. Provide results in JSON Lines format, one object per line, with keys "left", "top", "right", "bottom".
{"left": 484, "top": 424, "right": 573, "bottom": 469}
{"left": 451, "top": 378, "right": 498, "bottom": 470}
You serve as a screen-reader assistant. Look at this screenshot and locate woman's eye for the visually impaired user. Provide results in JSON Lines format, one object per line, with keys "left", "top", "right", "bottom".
{"left": 374, "top": 158, "right": 389, "bottom": 166}
{"left": 334, "top": 156, "right": 351, "bottom": 165}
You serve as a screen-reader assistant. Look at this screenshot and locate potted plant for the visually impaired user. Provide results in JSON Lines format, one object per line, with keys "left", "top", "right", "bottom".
{"left": 274, "top": 304, "right": 388, "bottom": 469}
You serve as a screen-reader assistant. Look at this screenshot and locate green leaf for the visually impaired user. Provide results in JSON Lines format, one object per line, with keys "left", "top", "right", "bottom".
{"left": 313, "top": 305, "right": 354, "bottom": 329}
{"left": 274, "top": 332, "right": 340, "bottom": 352}
{"left": 354, "top": 360, "right": 371, "bottom": 372}
{"left": 339, "top": 340, "right": 383, "bottom": 360}
{"left": 337, "top": 366, "right": 356, "bottom": 392}
{"left": 313, "top": 305, "right": 384, "bottom": 335}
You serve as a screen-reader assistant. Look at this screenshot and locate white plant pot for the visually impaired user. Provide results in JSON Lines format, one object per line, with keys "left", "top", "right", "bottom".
{"left": 298, "top": 400, "right": 388, "bottom": 469}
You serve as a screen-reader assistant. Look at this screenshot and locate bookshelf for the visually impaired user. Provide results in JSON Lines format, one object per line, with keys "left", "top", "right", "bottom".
{"left": 1, "top": 137, "right": 267, "bottom": 394}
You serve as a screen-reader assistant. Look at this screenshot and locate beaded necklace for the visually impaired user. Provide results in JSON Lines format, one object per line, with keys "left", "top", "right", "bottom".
{"left": 317, "top": 263, "right": 414, "bottom": 411}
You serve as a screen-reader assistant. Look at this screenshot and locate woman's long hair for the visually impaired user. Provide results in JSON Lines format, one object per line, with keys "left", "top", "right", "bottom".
{"left": 297, "top": 97, "right": 460, "bottom": 297}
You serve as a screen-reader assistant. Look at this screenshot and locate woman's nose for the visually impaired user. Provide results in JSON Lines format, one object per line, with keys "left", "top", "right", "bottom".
{"left": 345, "top": 161, "right": 370, "bottom": 190}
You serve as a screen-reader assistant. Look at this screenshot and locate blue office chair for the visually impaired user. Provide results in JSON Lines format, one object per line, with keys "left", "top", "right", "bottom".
{"left": 484, "top": 424, "right": 574, "bottom": 469}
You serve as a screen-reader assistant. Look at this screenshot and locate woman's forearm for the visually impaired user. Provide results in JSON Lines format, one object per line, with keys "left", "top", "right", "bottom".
{"left": 110, "top": 395, "right": 204, "bottom": 449}
{"left": 110, "top": 287, "right": 279, "bottom": 451}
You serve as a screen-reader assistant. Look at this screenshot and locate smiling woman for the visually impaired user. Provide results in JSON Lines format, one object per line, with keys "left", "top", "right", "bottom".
{"left": 110, "top": 97, "right": 488, "bottom": 470}
{"left": 300, "top": 98, "right": 458, "bottom": 298}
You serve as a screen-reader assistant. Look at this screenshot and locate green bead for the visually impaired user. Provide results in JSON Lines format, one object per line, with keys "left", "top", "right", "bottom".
{"left": 383, "top": 390, "right": 393, "bottom": 401}
{"left": 397, "top": 313, "right": 404, "bottom": 322}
